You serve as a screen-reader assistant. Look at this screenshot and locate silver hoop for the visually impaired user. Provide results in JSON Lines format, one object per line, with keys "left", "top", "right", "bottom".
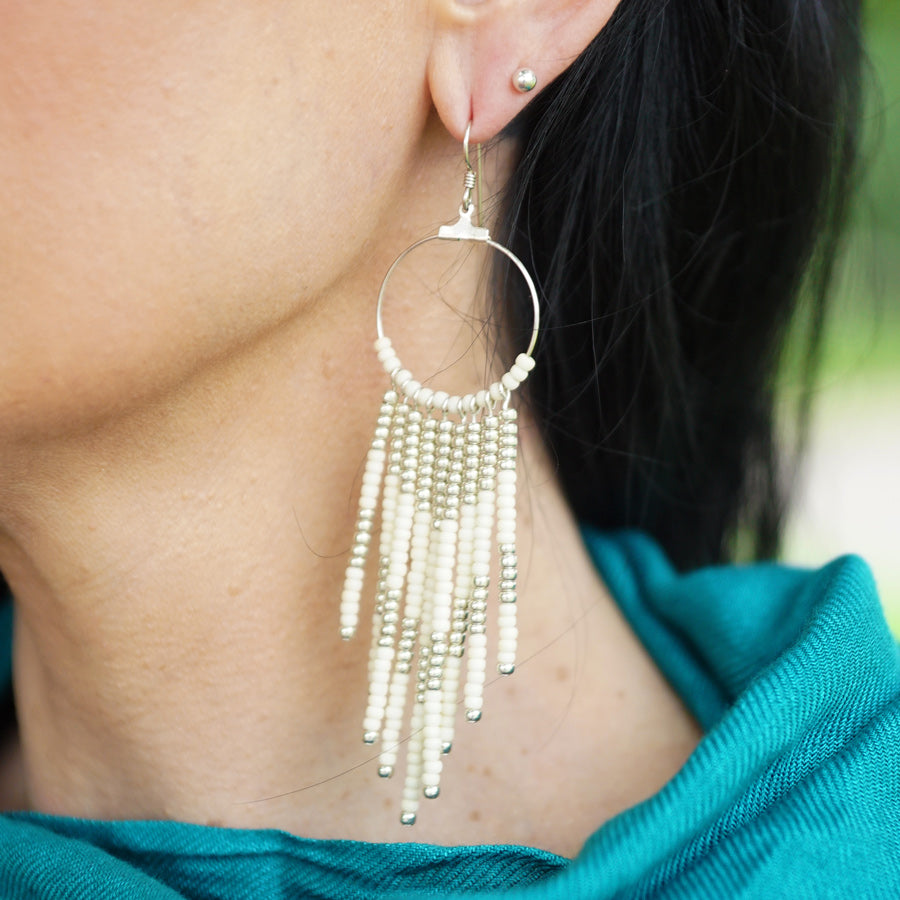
{"left": 374, "top": 139, "right": 540, "bottom": 415}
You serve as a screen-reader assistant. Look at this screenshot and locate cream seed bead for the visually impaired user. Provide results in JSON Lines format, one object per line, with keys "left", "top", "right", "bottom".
{"left": 401, "top": 701, "right": 425, "bottom": 826}
{"left": 366, "top": 442, "right": 417, "bottom": 744}
{"left": 515, "top": 353, "right": 535, "bottom": 371}
{"left": 509, "top": 363, "right": 528, "bottom": 382}
{"left": 441, "top": 654, "right": 461, "bottom": 749}
{"left": 501, "top": 372, "right": 519, "bottom": 392}
{"left": 422, "top": 690, "right": 445, "bottom": 796}
{"left": 340, "top": 391, "right": 396, "bottom": 636}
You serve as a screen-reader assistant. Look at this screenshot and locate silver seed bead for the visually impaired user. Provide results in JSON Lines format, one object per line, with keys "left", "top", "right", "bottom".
{"left": 474, "top": 576, "right": 490, "bottom": 589}
{"left": 363, "top": 731, "right": 378, "bottom": 744}
{"left": 401, "top": 812, "right": 416, "bottom": 826}
{"left": 424, "top": 785, "right": 440, "bottom": 800}
{"left": 466, "top": 709, "right": 482, "bottom": 722}
{"left": 500, "top": 591, "right": 517, "bottom": 604}
{"left": 498, "top": 663, "right": 516, "bottom": 676}
{"left": 378, "top": 765, "right": 393, "bottom": 778}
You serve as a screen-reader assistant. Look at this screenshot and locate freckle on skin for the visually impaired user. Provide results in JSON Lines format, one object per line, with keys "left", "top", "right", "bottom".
{"left": 482, "top": 766, "right": 492, "bottom": 778}
{"left": 227, "top": 583, "right": 241, "bottom": 597}
{"left": 469, "top": 809, "right": 481, "bottom": 822}
{"left": 555, "top": 665, "right": 569, "bottom": 682}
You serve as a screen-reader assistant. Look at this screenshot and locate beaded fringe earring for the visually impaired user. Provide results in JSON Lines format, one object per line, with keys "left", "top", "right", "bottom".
{"left": 339, "top": 123, "right": 540, "bottom": 826}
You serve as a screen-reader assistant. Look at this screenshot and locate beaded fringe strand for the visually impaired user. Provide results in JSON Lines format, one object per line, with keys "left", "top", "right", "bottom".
{"left": 340, "top": 337, "right": 533, "bottom": 825}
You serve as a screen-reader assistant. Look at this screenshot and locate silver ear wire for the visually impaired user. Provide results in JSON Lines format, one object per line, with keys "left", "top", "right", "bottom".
{"left": 512, "top": 68, "right": 537, "bottom": 93}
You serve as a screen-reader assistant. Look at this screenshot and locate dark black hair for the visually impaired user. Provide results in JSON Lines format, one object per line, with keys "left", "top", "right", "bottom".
{"left": 501, "top": 0, "right": 863, "bottom": 569}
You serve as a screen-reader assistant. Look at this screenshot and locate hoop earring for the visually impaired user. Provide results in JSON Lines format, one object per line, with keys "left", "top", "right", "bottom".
{"left": 339, "top": 122, "right": 540, "bottom": 826}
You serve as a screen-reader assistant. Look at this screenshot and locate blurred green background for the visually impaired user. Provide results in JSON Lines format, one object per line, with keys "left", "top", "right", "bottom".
{"left": 782, "top": 0, "right": 900, "bottom": 629}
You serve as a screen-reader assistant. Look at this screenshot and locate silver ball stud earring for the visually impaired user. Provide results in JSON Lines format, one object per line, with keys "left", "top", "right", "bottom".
{"left": 512, "top": 68, "right": 537, "bottom": 93}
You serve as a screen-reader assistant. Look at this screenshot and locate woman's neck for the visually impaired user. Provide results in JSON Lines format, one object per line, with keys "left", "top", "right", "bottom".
{"left": 0, "top": 140, "right": 700, "bottom": 853}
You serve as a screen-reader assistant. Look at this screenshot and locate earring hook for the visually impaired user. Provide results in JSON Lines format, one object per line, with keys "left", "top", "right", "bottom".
{"left": 461, "top": 121, "right": 479, "bottom": 219}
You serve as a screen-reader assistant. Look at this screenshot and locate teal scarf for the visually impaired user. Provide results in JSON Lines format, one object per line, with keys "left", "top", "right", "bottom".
{"left": 2, "top": 530, "right": 898, "bottom": 898}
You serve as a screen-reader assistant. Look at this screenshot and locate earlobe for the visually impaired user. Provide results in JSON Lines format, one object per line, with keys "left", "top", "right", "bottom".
{"left": 427, "top": 0, "right": 621, "bottom": 143}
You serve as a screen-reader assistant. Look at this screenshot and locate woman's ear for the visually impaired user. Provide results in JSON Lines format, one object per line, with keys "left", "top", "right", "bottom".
{"left": 427, "top": 0, "right": 622, "bottom": 142}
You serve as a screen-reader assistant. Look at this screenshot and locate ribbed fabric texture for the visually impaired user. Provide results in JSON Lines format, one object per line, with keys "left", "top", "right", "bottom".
{"left": 1, "top": 529, "right": 898, "bottom": 898}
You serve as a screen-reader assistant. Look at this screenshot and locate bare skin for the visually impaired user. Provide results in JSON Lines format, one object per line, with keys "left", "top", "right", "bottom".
{"left": 0, "top": 0, "right": 700, "bottom": 857}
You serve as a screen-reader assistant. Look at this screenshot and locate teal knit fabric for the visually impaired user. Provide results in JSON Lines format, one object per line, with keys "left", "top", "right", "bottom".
{"left": 1, "top": 529, "right": 898, "bottom": 898}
